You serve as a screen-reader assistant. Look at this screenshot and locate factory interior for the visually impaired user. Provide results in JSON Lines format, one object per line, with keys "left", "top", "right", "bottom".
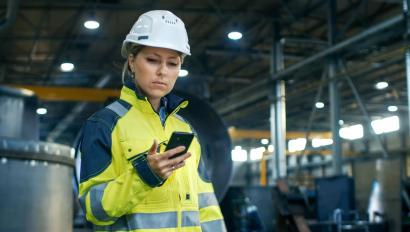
{"left": 2, "top": 0, "right": 410, "bottom": 231}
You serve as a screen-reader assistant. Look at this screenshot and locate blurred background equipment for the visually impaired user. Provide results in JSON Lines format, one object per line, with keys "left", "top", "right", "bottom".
{"left": 0, "top": 86, "right": 74, "bottom": 232}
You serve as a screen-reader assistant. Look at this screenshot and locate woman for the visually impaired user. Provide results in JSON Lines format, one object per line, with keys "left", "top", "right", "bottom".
{"left": 78, "top": 10, "right": 226, "bottom": 232}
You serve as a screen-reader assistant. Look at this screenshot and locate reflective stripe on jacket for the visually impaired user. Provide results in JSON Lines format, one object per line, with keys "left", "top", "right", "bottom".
{"left": 78, "top": 82, "right": 226, "bottom": 231}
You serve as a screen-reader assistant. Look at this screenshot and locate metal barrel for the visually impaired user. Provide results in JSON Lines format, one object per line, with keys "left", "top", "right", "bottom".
{"left": 0, "top": 137, "right": 75, "bottom": 232}
{"left": 0, "top": 86, "right": 39, "bottom": 140}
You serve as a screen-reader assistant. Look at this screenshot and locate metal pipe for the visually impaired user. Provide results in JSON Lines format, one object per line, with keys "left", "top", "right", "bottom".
{"left": 0, "top": 0, "right": 21, "bottom": 31}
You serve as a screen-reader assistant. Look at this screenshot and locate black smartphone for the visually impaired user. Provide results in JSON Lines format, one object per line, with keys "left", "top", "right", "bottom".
{"left": 165, "top": 131, "right": 194, "bottom": 159}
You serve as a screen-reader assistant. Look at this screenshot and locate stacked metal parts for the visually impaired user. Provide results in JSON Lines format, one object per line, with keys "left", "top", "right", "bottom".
{"left": 0, "top": 86, "right": 74, "bottom": 232}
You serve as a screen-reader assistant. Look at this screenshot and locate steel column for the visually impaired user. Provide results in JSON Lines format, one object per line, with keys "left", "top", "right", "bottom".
{"left": 328, "top": 0, "right": 342, "bottom": 175}
{"left": 270, "top": 13, "right": 287, "bottom": 181}
{"left": 404, "top": 0, "right": 410, "bottom": 134}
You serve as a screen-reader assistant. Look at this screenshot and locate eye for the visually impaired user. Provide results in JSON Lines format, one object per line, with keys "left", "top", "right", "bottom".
{"left": 168, "top": 62, "right": 178, "bottom": 67}
{"left": 146, "top": 57, "right": 159, "bottom": 63}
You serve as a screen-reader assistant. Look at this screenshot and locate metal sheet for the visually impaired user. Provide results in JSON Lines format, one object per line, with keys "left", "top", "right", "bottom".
{"left": 175, "top": 90, "right": 232, "bottom": 201}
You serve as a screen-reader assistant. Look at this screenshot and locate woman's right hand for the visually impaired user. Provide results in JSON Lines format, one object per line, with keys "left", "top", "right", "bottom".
{"left": 146, "top": 140, "right": 191, "bottom": 179}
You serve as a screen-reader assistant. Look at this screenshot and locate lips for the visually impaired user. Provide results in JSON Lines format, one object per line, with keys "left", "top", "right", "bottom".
{"left": 152, "top": 81, "right": 167, "bottom": 87}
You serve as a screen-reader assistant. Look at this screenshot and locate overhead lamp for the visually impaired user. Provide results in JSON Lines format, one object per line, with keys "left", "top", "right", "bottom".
{"left": 84, "top": 20, "right": 100, "bottom": 30}
{"left": 261, "top": 139, "right": 269, "bottom": 145}
{"left": 228, "top": 31, "right": 242, "bottom": 40}
{"left": 375, "top": 81, "right": 388, "bottom": 90}
{"left": 179, "top": 69, "right": 188, "bottom": 77}
{"left": 388, "top": 105, "right": 398, "bottom": 112}
{"left": 36, "top": 108, "right": 47, "bottom": 115}
{"left": 315, "top": 102, "right": 324, "bottom": 109}
{"left": 60, "top": 62, "right": 75, "bottom": 72}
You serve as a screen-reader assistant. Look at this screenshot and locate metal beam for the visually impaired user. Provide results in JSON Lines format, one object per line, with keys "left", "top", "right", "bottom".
{"left": 404, "top": 0, "right": 410, "bottom": 134}
{"left": 328, "top": 0, "right": 342, "bottom": 175}
{"left": 228, "top": 128, "right": 332, "bottom": 140}
{"left": 213, "top": 14, "right": 404, "bottom": 114}
{"left": 9, "top": 85, "right": 119, "bottom": 102}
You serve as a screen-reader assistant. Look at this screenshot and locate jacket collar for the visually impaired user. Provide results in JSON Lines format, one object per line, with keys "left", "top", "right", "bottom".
{"left": 120, "top": 80, "right": 188, "bottom": 114}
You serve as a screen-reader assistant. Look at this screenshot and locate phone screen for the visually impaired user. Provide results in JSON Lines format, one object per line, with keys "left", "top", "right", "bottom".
{"left": 165, "top": 132, "right": 194, "bottom": 159}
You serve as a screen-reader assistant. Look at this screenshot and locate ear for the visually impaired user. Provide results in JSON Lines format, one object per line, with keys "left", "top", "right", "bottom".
{"left": 128, "top": 55, "right": 135, "bottom": 73}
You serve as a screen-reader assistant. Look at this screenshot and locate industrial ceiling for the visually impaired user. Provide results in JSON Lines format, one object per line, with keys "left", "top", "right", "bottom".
{"left": 0, "top": 0, "right": 407, "bottom": 146}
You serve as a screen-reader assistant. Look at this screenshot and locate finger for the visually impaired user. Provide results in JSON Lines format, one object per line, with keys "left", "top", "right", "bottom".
{"left": 163, "top": 146, "right": 186, "bottom": 158}
{"left": 147, "top": 139, "right": 158, "bottom": 156}
{"left": 172, "top": 160, "right": 186, "bottom": 170}
{"left": 170, "top": 152, "right": 191, "bottom": 166}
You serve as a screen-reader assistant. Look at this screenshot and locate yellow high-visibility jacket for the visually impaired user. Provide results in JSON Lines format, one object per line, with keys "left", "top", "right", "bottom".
{"left": 78, "top": 82, "right": 226, "bottom": 232}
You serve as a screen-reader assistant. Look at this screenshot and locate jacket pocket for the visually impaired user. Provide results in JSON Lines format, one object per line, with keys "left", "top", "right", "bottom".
{"left": 121, "top": 139, "right": 170, "bottom": 204}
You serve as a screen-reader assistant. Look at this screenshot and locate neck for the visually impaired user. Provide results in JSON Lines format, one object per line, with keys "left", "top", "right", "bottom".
{"left": 148, "top": 98, "right": 161, "bottom": 112}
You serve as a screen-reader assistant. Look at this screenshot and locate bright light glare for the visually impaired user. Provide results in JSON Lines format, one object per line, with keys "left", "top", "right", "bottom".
{"left": 375, "top": 81, "right": 388, "bottom": 90}
{"left": 228, "top": 31, "right": 242, "bottom": 40}
{"left": 315, "top": 102, "right": 324, "bottom": 109}
{"left": 339, "top": 120, "right": 344, "bottom": 125}
{"left": 60, "top": 62, "right": 74, "bottom": 72}
{"left": 371, "top": 116, "right": 400, "bottom": 134}
{"left": 312, "top": 138, "right": 333, "bottom": 148}
{"left": 250, "top": 147, "right": 265, "bottom": 161}
{"left": 288, "top": 138, "right": 306, "bottom": 152}
{"left": 387, "top": 105, "right": 398, "bottom": 112}
{"left": 84, "top": 20, "right": 100, "bottom": 29}
{"left": 179, "top": 69, "right": 188, "bottom": 77}
{"left": 339, "top": 124, "right": 363, "bottom": 140}
{"left": 231, "top": 146, "right": 247, "bottom": 162}
{"left": 261, "top": 139, "right": 269, "bottom": 145}
{"left": 36, "top": 108, "right": 47, "bottom": 115}
{"left": 268, "top": 145, "right": 274, "bottom": 152}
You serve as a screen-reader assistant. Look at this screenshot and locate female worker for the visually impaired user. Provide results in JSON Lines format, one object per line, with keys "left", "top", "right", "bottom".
{"left": 78, "top": 10, "right": 226, "bottom": 232}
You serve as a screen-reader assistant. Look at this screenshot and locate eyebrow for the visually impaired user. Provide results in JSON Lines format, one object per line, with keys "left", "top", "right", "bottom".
{"left": 150, "top": 52, "right": 179, "bottom": 59}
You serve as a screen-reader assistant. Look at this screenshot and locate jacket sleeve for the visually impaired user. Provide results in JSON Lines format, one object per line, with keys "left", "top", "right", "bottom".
{"left": 196, "top": 144, "right": 227, "bottom": 232}
{"left": 78, "top": 118, "right": 152, "bottom": 226}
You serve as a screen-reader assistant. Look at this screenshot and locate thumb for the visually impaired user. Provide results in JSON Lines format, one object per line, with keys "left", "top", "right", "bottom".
{"left": 147, "top": 139, "right": 158, "bottom": 155}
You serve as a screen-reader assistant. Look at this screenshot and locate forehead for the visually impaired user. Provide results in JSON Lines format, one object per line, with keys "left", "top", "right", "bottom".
{"left": 140, "top": 46, "right": 179, "bottom": 58}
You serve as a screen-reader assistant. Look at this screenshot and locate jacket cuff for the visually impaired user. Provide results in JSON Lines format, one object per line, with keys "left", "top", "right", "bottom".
{"left": 131, "top": 154, "right": 165, "bottom": 187}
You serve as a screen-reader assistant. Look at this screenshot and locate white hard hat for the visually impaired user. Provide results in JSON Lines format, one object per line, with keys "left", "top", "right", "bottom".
{"left": 121, "top": 10, "right": 191, "bottom": 58}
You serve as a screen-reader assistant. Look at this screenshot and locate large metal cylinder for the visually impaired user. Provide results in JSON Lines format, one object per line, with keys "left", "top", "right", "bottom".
{"left": 0, "top": 137, "right": 75, "bottom": 232}
{"left": 0, "top": 86, "right": 39, "bottom": 140}
{"left": 175, "top": 90, "right": 233, "bottom": 201}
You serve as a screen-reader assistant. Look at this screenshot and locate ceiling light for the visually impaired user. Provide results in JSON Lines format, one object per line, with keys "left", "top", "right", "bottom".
{"left": 339, "top": 120, "right": 344, "bottom": 125}
{"left": 84, "top": 20, "right": 100, "bottom": 30}
{"left": 60, "top": 62, "right": 74, "bottom": 72}
{"left": 261, "top": 139, "right": 269, "bottom": 145}
{"left": 375, "top": 81, "right": 388, "bottom": 90}
{"left": 388, "top": 105, "right": 398, "bottom": 112}
{"left": 36, "top": 108, "right": 47, "bottom": 115}
{"left": 315, "top": 102, "right": 324, "bottom": 109}
{"left": 179, "top": 69, "right": 188, "bottom": 77}
{"left": 228, "top": 31, "right": 242, "bottom": 40}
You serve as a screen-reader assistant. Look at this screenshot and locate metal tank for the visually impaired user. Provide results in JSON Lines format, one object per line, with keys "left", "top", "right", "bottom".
{"left": 0, "top": 86, "right": 74, "bottom": 232}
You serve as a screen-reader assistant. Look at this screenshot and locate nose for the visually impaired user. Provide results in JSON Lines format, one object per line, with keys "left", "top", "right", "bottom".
{"left": 156, "top": 62, "right": 167, "bottom": 76}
